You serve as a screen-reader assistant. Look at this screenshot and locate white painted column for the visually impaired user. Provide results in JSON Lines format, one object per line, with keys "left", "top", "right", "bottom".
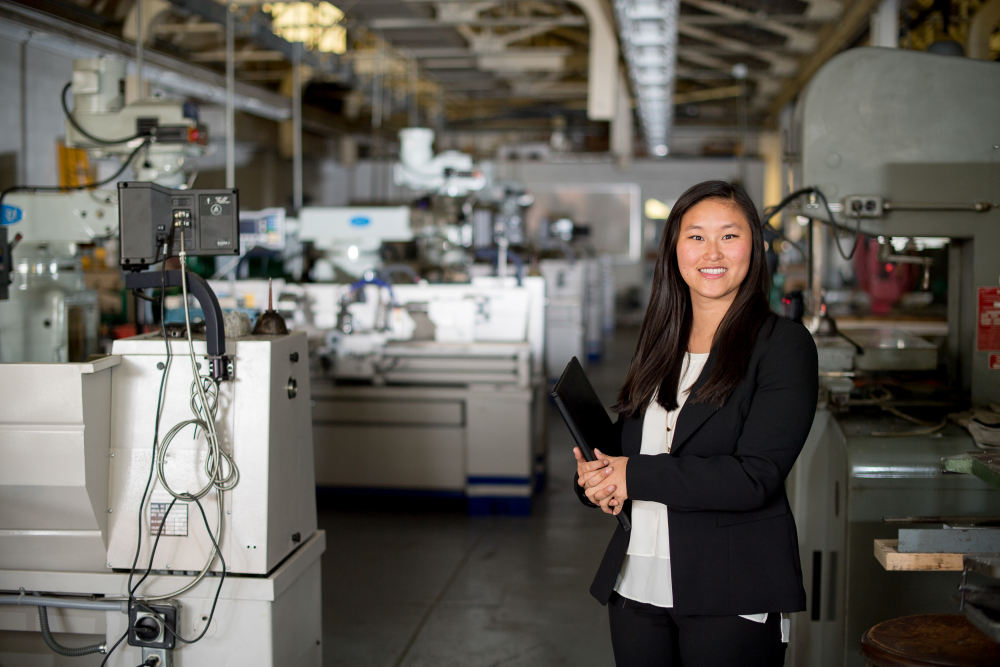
{"left": 610, "top": 68, "right": 633, "bottom": 168}
{"left": 870, "top": 0, "right": 899, "bottom": 48}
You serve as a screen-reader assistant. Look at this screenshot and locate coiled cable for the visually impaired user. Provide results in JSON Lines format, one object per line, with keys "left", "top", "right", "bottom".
{"left": 128, "top": 231, "right": 238, "bottom": 603}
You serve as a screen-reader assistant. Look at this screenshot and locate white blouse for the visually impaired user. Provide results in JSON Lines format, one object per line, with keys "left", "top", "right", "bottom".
{"left": 613, "top": 352, "right": 789, "bottom": 642}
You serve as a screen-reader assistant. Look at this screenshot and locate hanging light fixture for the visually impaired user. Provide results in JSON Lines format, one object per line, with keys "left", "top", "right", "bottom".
{"left": 612, "top": 0, "right": 679, "bottom": 158}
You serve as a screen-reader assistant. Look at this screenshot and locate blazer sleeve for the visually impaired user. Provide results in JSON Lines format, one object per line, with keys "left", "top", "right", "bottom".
{"left": 626, "top": 321, "right": 818, "bottom": 512}
{"left": 573, "top": 412, "right": 626, "bottom": 508}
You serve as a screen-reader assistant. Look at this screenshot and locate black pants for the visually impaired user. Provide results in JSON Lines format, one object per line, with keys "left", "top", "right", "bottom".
{"left": 608, "top": 593, "right": 786, "bottom": 667}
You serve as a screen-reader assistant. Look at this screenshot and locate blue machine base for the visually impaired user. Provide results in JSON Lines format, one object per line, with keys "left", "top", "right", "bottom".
{"left": 467, "top": 496, "right": 532, "bottom": 517}
{"left": 315, "top": 486, "right": 533, "bottom": 516}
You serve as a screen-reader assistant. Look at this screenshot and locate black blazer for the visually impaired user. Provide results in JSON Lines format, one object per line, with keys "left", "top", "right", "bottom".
{"left": 575, "top": 314, "right": 818, "bottom": 615}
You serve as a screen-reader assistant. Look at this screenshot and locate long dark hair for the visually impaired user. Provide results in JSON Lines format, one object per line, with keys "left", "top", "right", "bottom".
{"left": 614, "top": 180, "right": 771, "bottom": 417}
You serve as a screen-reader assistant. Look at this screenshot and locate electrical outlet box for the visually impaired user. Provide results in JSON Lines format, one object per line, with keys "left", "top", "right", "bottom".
{"left": 118, "top": 181, "right": 240, "bottom": 271}
{"left": 842, "top": 195, "right": 884, "bottom": 218}
{"left": 128, "top": 602, "right": 178, "bottom": 650}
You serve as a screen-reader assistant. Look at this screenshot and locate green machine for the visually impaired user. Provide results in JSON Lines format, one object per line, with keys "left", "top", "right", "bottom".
{"left": 783, "top": 48, "right": 1000, "bottom": 666}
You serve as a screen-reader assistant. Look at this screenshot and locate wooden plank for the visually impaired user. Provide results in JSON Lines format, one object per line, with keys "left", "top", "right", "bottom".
{"left": 875, "top": 539, "right": 964, "bottom": 572}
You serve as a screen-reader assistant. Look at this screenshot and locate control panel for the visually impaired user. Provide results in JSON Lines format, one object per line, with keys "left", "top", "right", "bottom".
{"left": 118, "top": 181, "right": 240, "bottom": 270}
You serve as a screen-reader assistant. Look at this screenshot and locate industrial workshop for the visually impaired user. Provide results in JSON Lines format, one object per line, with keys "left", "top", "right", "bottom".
{"left": 0, "top": 0, "right": 997, "bottom": 664}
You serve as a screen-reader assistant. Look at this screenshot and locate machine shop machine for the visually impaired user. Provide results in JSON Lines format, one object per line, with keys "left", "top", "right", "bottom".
{"left": 0, "top": 183, "right": 323, "bottom": 665}
{"left": 211, "top": 275, "right": 548, "bottom": 515}
{"left": 1, "top": 56, "right": 211, "bottom": 364}
{"left": 784, "top": 47, "right": 1000, "bottom": 667}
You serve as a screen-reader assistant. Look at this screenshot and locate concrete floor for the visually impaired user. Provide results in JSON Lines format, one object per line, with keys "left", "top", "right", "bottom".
{"left": 317, "top": 329, "right": 637, "bottom": 667}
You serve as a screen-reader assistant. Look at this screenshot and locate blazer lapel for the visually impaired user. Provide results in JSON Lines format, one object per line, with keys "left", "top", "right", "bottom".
{"left": 670, "top": 349, "right": 720, "bottom": 454}
{"left": 623, "top": 414, "right": 644, "bottom": 456}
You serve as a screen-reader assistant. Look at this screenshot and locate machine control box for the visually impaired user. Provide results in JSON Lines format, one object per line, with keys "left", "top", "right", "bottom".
{"left": 118, "top": 181, "right": 240, "bottom": 270}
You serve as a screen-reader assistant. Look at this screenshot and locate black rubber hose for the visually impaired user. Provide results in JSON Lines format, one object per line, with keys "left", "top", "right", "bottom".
{"left": 61, "top": 82, "right": 145, "bottom": 146}
{"left": 38, "top": 605, "right": 106, "bottom": 657}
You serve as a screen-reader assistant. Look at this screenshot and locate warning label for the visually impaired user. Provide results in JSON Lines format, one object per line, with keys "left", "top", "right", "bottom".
{"left": 991, "top": 354, "right": 1000, "bottom": 371}
{"left": 150, "top": 494, "right": 188, "bottom": 537}
{"left": 978, "top": 287, "right": 1000, "bottom": 351}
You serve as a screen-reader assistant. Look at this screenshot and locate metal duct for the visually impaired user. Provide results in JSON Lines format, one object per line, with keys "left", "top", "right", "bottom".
{"left": 613, "top": 0, "right": 679, "bottom": 157}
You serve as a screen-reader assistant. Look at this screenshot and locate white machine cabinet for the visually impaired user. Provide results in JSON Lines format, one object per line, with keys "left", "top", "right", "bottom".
{"left": 0, "top": 332, "right": 325, "bottom": 666}
{"left": 106, "top": 333, "right": 317, "bottom": 575}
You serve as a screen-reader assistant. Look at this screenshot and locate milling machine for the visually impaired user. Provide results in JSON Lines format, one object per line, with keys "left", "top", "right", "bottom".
{"left": 0, "top": 56, "right": 210, "bottom": 363}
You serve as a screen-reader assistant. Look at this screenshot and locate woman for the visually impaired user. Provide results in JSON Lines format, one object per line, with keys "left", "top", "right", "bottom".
{"left": 574, "top": 180, "right": 817, "bottom": 666}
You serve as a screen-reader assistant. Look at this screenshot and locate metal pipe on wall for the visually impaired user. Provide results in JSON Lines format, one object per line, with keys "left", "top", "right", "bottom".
{"left": 811, "top": 218, "right": 824, "bottom": 315}
{"left": 135, "top": 0, "right": 144, "bottom": 100}
{"left": 408, "top": 59, "right": 418, "bottom": 127}
{"left": 292, "top": 41, "right": 303, "bottom": 212}
{"left": 225, "top": 3, "right": 235, "bottom": 189}
{"left": 19, "top": 36, "right": 28, "bottom": 184}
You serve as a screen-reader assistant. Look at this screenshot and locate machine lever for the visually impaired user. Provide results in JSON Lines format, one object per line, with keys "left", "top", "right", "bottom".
{"left": 125, "top": 270, "right": 231, "bottom": 381}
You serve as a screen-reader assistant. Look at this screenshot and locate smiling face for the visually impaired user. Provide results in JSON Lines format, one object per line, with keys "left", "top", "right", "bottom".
{"left": 675, "top": 198, "right": 753, "bottom": 308}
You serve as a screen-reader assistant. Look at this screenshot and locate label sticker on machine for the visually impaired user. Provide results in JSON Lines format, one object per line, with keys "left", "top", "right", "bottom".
{"left": 149, "top": 490, "right": 188, "bottom": 537}
{"left": 978, "top": 288, "right": 1000, "bottom": 351}
{"left": 990, "top": 354, "right": 1000, "bottom": 371}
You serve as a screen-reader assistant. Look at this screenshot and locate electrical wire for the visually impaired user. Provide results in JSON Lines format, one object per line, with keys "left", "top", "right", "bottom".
{"left": 131, "top": 494, "right": 227, "bottom": 645}
{"left": 61, "top": 82, "right": 145, "bottom": 146}
{"left": 0, "top": 138, "right": 151, "bottom": 213}
{"left": 813, "top": 188, "right": 863, "bottom": 261}
{"left": 100, "top": 629, "right": 129, "bottom": 667}
{"left": 125, "top": 265, "right": 171, "bottom": 599}
{"left": 760, "top": 185, "right": 868, "bottom": 261}
{"left": 126, "top": 230, "right": 237, "bottom": 604}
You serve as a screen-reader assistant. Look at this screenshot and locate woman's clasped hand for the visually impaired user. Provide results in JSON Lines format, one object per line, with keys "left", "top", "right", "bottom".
{"left": 574, "top": 447, "right": 628, "bottom": 515}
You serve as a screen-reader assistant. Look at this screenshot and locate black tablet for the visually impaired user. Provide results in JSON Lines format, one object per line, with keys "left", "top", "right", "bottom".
{"left": 552, "top": 357, "right": 630, "bottom": 531}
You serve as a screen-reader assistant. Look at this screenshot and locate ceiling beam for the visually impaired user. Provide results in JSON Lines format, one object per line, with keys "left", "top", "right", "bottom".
{"left": 677, "top": 24, "right": 799, "bottom": 75}
{"left": 165, "top": 0, "right": 339, "bottom": 73}
{"left": 673, "top": 84, "right": 743, "bottom": 104}
{"left": 397, "top": 46, "right": 573, "bottom": 58}
{"left": 0, "top": 1, "right": 296, "bottom": 122}
{"left": 679, "top": 44, "right": 791, "bottom": 60}
{"left": 767, "top": 0, "right": 883, "bottom": 117}
{"left": 680, "top": 0, "right": 819, "bottom": 51}
{"left": 675, "top": 46, "right": 737, "bottom": 71}
{"left": 679, "top": 14, "right": 830, "bottom": 25}
{"left": 675, "top": 66, "right": 780, "bottom": 83}
{"left": 189, "top": 50, "right": 288, "bottom": 62}
{"left": 154, "top": 22, "right": 222, "bottom": 33}
{"left": 366, "top": 16, "right": 587, "bottom": 29}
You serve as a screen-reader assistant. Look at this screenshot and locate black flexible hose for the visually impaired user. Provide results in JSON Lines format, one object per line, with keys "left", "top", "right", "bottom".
{"left": 0, "top": 138, "right": 151, "bottom": 214}
{"left": 37, "top": 605, "right": 106, "bottom": 657}
{"left": 813, "top": 188, "right": 863, "bottom": 261}
{"left": 61, "top": 82, "right": 145, "bottom": 146}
